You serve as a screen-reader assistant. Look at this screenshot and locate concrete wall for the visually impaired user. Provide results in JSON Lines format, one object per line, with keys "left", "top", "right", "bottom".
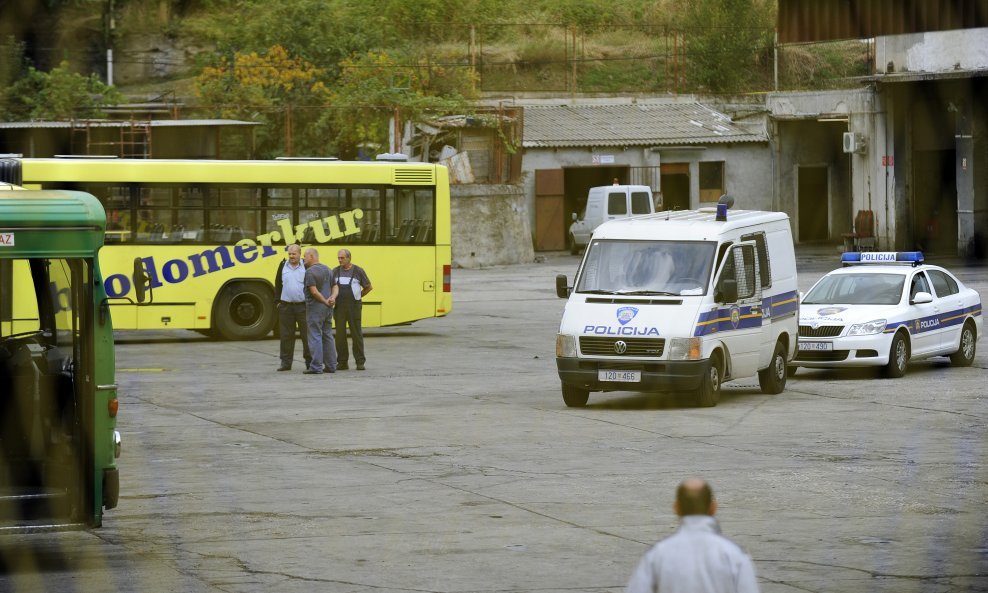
{"left": 767, "top": 89, "right": 887, "bottom": 245}
{"left": 451, "top": 184, "right": 534, "bottom": 268}
{"left": 876, "top": 28, "right": 988, "bottom": 74}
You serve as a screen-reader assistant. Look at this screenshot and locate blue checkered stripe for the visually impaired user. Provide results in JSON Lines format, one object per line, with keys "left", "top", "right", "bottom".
{"left": 693, "top": 290, "right": 799, "bottom": 337}
{"left": 885, "top": 303, "right": 983, "bottom": 335}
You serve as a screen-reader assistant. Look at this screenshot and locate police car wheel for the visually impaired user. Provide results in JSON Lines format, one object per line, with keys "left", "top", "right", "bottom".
{"left": 884, "top": 332, "right": 909, "bottom": 378}
{"left": 758, "top": 342, "right": 787, "bottom": 395}
{"left": 561, "top": 383, "right": 589, "bottom": 407}
{"left": 695, "top": 353, "right": 722, "bottom": 407}
{"left": 949, "top": 322, "right": 977, "bottom": 367}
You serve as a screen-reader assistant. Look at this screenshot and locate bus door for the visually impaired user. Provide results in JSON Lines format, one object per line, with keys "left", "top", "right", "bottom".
{"left": 1, "top": 257, "right": 95, "bottom": 530}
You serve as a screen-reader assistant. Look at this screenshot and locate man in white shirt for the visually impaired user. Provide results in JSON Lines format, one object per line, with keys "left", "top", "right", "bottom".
{"left": 274, "top": 244, "right": 311, "bottom": 371}
{"left": 626, "top": 478, "right": 760, "bottom": 593}
{"left": 332, "top": 249, "right": 372, "bottom": 371}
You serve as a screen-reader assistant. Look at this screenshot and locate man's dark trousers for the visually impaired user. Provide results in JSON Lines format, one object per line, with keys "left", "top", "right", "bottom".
{"left": 334, "top": 296, "right": 364, "bottom": 366}
{"left": 279, "top": 301, "right": 311, "bottom": 369}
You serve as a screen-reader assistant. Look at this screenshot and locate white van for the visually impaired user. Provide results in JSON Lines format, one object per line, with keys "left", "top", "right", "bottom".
{"left": 568, "top": 184, "right": 654, "bottom": 254}
{"left": 554, "top": 199, "right": 799, "bottom": 407}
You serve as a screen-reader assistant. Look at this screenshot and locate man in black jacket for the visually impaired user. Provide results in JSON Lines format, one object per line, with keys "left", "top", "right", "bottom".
{"left": 274, "top": 244, "right": 311, "bottom": 371}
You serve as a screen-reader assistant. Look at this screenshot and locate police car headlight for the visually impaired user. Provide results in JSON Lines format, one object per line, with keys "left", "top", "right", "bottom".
{"left": 556, "top": 334, "right": 578, "bottom": 358}
{"left": 668, "top": 337, "right": 702, "bottom": 360}
{"left": 848, "top": 319, "right": 887, "bottom": 336}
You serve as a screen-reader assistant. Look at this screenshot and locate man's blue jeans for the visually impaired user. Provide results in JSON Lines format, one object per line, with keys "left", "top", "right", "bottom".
{"left": 305, "top": 303, "right": 337, "bottom": 373}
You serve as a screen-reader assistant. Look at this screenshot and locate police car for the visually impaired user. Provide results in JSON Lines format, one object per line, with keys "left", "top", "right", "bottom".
{"left": 792, "top": 252, "right": 982, "bottom": 377}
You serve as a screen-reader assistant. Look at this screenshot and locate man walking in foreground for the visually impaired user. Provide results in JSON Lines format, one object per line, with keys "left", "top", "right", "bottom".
{"left": 302, "top": 247, "right": 338, "bottom": 375}
{"left": 626, "top": 478, "right": 760, "bottom": 593}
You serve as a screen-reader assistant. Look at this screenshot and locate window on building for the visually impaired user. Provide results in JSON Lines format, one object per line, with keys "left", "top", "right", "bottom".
{"left": 699, "top": 161, "right": 725, "bottom": 203}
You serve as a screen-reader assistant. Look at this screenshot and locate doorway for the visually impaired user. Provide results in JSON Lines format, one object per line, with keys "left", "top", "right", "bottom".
{"left": 660, "top": 163, "right": 690, "bottom": 211}
{"left": 912, "top": 149, "right": 957, "bottom": 255}
{"left": 797, "top": 166, "right": 829, "bottom": 242}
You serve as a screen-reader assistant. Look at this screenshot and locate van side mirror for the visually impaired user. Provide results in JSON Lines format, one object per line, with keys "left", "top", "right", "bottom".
{"left": 716, "top": 277, "right": 738, "bottom": 303}
{"left": 571, "top": 212, "right": 577, "bottom": 222}
{"left": 133, "top": 257, "right": 148, "bottom": 304}
{"left": 555, "top": 274, "right": 571, "bottom": 299}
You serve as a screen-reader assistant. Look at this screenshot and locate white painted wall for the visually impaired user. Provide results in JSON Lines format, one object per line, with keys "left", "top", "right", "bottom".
{"left": 875, "top": 28, "right": 988, "bottom": 74}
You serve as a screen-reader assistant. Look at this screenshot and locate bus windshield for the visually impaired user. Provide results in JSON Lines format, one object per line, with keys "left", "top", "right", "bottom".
{"left": 576, "top": 240, "right": 717, "bottom": 296}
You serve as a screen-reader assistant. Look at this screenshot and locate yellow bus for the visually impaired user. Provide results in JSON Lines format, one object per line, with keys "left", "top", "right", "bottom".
{"left": 12, "top": 157, "right": 452, "bottom": 340}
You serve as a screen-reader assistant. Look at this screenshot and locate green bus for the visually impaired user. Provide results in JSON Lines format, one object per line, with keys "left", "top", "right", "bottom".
{"left": 0, "top": 185, "right": 121, "bottom": 531}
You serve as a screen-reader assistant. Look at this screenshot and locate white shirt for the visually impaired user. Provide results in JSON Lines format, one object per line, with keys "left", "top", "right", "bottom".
{"left": 626, "top": 516, "right": 760, "bottom": 593}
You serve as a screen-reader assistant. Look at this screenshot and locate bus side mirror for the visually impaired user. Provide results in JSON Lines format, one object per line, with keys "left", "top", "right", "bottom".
{"left": 556, "top": 274, "right": 571, "bottom": 299}
{"left": 133, "top": 257, "right": 148, "bottom": 304}
{"left": 716, "top": 277, "right": 738, "bottom": 303}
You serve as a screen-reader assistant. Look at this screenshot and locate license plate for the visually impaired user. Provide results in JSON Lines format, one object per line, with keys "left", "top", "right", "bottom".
{"left": 798, "top": 341, "right": 833, "bottom": 351}
{"left": 599, "top": 369, "right": 641, "bottom": 382}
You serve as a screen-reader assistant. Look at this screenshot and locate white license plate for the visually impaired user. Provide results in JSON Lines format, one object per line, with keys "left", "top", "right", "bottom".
{"left": 599, "top": 369, "right": 641, "bottom": 382}
{"left": 798, "top": 341, "right": 833, "bottom": 351}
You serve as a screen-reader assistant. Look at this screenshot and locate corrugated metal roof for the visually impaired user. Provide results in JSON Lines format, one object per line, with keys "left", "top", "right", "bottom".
{"left": 0, "top": 119, "right": 259, "bottom": 129}
{"left": 522, "top": 102, "right": 765, "bottom": 148}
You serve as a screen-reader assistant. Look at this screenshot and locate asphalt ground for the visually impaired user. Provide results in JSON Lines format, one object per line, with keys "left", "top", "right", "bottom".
{"left": 1, "top": 243, "right": 986, "bottom": 593}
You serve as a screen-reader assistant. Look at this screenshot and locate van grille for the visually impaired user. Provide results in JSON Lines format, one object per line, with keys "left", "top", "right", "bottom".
{"left": 393, "top": 168, "right": 435, "bottom": 185}
{"left": 580, "top": 337, "right": 665, "bottom": 357}
{"left": 799, "top": 325, "right": 844, "bottom": 338}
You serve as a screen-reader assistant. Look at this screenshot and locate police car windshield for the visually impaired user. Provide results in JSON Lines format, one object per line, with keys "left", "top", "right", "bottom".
{"left": 576, "top": 240, "right": 716, "bottom": 296}
{"left": 802, "top": 273, "right": 904, "bottom": 305}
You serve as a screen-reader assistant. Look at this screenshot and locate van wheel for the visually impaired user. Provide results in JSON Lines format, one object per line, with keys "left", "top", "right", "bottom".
{"left": 695, "top": 353, "right": 722, "bottom": 407}
{"left": 567, "top": 234, "right": 579, "bottom": 255}
{"left": 215, "top": 282, "right": 276, "bottom": 340}
{"left": 561, "top": 383, "right": 589, "bottom": 407}
{"left": 758, "top": 342, "right": 788, "bottom": 394}
{"left": 949, "top": 321, "right": 977, "bottom": 367}
{"left": 884, "top": 332, "right": 909, "bottom": 378}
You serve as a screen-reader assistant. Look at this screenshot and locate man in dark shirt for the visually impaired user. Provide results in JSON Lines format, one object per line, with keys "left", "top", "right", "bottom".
{"left": 302, "top": 248, "right": 338, "bottom": 375}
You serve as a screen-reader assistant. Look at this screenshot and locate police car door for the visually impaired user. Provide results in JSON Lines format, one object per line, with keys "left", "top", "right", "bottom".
{"left": 714, "top": 241, "right": 762, "bottom": 379}
{"left": 907, "top": 270, "right": 940, "bottom": 356}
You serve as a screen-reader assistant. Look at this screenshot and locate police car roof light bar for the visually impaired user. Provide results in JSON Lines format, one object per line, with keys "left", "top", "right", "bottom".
{"left": 841, "top": 251, "right": 924, "bottom": 267}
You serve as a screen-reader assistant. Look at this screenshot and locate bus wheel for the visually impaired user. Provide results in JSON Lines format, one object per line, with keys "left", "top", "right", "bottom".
{"left": 561, "top": 383, "right": 589, "bottom": 407}
{"left": 215, "top": 282, "right": 275, "bottom": 340}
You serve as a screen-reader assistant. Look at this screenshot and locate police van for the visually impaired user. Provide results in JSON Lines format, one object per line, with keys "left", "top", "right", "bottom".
{"left": 554, "top": 198, "right": 799, "bottom": 407}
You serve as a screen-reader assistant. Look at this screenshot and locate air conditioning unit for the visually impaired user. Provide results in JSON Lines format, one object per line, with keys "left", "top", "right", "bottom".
{"left": 843, "top": 132, "right": 867, "bottom": 154}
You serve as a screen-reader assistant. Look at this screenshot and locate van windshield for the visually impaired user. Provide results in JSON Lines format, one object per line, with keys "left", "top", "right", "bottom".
{"left": 576, "top": 240, "right": 717, "bottom": 296}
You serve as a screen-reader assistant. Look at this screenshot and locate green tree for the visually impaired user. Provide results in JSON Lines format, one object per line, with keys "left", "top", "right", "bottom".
{"left": 317, "top": 51, "right": 477, "bottom": 159}
{"left": 195, "top": 45, "right": 332, "bottom": 157}
{"left": 2, "top": 61, "right": 121, "bottom": 120}
{"left": 680, "top": 0, "right": 774, "bottom": 93}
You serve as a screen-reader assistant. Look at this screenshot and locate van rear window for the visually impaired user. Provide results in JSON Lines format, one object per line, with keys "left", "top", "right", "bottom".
{"left": 607, "top": 193, "right": 627, "bottom": 215}
{"left": 631, "top": 192, "right": 651, "bottom": 214}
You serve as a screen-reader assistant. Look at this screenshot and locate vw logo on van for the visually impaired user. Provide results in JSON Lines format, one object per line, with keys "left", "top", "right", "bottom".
{"left": 614, "top": 340, "right": 628, "bottom": 354}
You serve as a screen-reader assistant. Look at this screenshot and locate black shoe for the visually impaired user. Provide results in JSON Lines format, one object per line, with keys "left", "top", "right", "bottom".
{"left": 356, "top": 363, "right": 366, "bottom": 371}
{"left": 302, "top": 369, "right": 323, "bottom": 375}
{"left": 337, "top": 362, "right": 349, "bottom": 370}
{"left": 277, "top": 366, "right": 291, "bottom": 372}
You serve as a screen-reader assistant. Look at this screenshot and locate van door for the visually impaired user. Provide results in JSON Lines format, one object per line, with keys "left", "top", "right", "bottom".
{"left": 714, "top": 242, "right": 763, "bottom": 378}
{"left": 606, "top": 190, "right": 628, "bottom": 222}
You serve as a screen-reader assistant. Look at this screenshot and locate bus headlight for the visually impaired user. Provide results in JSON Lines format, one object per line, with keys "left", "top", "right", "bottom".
{"left": 556, "top": 334, "right": 578, "bottom": 358}
{"left": 668, "top": 337, "right": 702, "bottom": 360}
{"left": 848, "top": 319, "right": 887, "bottom": 336}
